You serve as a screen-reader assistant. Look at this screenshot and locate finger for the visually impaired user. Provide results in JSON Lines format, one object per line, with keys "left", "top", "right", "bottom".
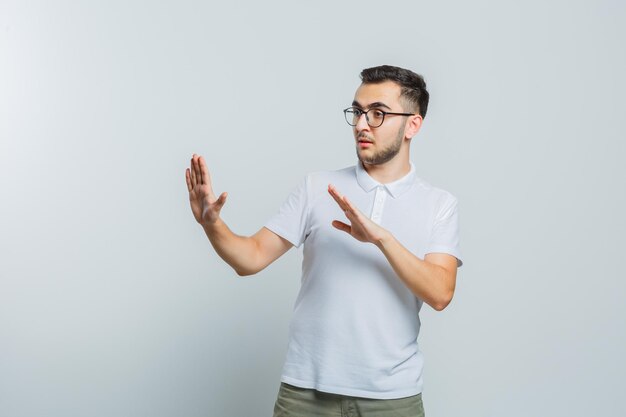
{"left": 185, "top": 168, "right": 193, "bottom": 192}
{"left": 190, "top": 155, "right": 197, "bottom": 185}
{"left": 193, "top": 154, "right": 203, "bottom": 186}
{"left": 332, "top": 220, "right": 351, "bottom": 234}
{"left": 342, "top": 196, "right": 363, "bottom": 218}
{"left": 199, "top": 155, "right": 211, "bottom": 186}
{"left": 328, "top": 184, "right": 349, "bottom": 211}
{"left": 216, "top": 192, "right": 228, "bottom": 209}
{"left": 196, "top": 155, "right": 204, "bottom": 185}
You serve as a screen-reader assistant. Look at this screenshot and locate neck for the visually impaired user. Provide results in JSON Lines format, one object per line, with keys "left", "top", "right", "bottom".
{"left": 361, "top": 155, "right": 411, "bottom": 184}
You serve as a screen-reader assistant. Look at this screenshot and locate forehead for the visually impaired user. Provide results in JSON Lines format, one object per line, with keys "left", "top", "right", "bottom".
{"left": 353, "top": 81, "right": 402, "bottom": 107}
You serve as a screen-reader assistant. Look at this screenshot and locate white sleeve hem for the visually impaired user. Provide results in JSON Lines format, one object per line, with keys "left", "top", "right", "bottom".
{"left": 424, "top": 245, "right": 463, "bottom": 267}
{"left": 265, "top": 222, "right": 303, "bottom": 248}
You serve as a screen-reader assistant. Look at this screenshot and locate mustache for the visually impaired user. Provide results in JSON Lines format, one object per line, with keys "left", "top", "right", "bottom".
{"left": 357, "top": 133, "right": 374, "bottom": 143}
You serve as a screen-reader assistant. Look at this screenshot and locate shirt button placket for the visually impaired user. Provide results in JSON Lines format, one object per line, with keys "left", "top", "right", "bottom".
{"left": 370, "top": 186, "right": 386, "bottom": 225}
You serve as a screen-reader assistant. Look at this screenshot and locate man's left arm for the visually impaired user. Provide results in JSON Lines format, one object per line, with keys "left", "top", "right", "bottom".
{"left": 328, "top": 184, "right": 458, "bottom": 311}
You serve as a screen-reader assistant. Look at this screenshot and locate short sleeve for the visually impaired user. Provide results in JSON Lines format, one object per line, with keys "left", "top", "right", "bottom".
{"left": 426, "top": 195, "right": 463, "bottom": 267}
{"left": 264, "top": 176, "right": 309, "bottom": 248}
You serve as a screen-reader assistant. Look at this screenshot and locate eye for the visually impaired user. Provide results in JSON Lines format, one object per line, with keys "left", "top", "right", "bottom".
{"left": 351, "top": 108, "right": 363, "bottom": 116}
{"left": 371, "top": 109, "right": 384, "bottom": 119}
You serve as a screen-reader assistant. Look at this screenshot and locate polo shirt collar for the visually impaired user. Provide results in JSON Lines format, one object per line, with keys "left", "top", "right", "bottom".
{"left": 355, "top": 161, "right": 417, "bottom": 198}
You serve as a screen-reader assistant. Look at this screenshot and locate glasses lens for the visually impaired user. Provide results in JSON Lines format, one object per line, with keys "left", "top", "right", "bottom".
{"left": 344, "top": 108, "right": 359, "bottom": 126}
{"left": 367, "top": 109, "right": 384, "bottom": 127}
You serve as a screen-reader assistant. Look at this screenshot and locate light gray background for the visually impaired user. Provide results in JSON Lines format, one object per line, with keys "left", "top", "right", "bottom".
{"left": 1, "top": 1, "right": 625, "bottom": 416}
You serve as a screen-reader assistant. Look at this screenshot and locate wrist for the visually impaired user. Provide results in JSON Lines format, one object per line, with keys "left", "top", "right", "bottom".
{"left": 374, "top": 229, "right": 394, "bottom": 250}
{"left": 201, "top": 217, "right": 223, "bottom": 232}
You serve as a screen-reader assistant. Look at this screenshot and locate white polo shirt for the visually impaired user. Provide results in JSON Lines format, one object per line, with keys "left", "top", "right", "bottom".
{"left": 265, "top": 162, "right": 462, "bottom": 399}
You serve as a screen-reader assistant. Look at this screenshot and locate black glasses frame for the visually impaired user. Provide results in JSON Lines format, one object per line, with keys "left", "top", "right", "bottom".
{"left": 343, "top": 106, "right": 416, "bottom": 128}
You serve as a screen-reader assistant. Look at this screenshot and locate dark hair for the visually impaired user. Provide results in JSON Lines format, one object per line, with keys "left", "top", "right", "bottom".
{"left": 360, "top": 65, "right": 429, "bottom": 118}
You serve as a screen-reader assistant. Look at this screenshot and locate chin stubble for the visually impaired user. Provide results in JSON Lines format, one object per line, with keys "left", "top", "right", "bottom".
{"left": 356, "top": 126, "right": 405, "bottom": 165}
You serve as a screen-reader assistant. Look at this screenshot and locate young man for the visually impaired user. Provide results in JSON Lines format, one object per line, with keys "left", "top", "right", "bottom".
{"left": 186, "top": 65, "right": 462, "bottom": 417}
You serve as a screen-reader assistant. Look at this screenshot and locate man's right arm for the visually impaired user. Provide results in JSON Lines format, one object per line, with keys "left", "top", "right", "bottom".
{"left": 203, "top": 221, "right": 292, "bottom": 276}
{"left": 186, "top": 154, "right": 292, "bottom": 276}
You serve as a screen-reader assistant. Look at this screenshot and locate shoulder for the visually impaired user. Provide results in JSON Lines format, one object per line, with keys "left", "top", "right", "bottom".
{"left": 412, "top": 176, "right": 459, "bottom": 210}
{"left": 305, "top": 165, "right": 355, "bottom": 181}
{"left": 304, "top": 166, "right": 356, "bottom": 189}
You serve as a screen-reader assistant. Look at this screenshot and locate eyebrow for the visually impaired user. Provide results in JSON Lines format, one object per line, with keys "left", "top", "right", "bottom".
{"left": 352, "top": 100, "right": 392, "bottom": 110}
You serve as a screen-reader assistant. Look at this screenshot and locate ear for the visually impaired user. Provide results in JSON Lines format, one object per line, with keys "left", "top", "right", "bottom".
{"left": 405, "top": 114, "right": 423, "bottom": 139}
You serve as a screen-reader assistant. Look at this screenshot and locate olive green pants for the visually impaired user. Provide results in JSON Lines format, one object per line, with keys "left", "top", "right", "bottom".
{"left": 272, "top": 383, "right": 425, "bottom": 417}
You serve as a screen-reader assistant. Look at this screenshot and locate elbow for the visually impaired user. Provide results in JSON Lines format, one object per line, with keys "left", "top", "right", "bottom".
{"left": 431, "top": 290, "right": 454, "bottom": 312}
{"left": 432, "top": 301, "right": 449, "bottom": 312}
{"left": 235, "top": 268, "right": 256, "bottom": 277}
{"left": 233, "top": 241, "right": 265, "bottom": 277}
{"left": 234, "top": 263, "right": 264, "bottom": 277}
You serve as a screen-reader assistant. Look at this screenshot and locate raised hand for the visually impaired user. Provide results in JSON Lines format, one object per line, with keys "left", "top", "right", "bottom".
{"left": 328, "top": 184, "right": 389, "bottom": 246}
{"left": 185, "top": 154, "right": 227, "bottom": 226}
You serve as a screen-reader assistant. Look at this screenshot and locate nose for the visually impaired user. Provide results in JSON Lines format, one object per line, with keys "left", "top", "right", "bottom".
{"left": 355, "top": 112, "right": 370, "bottom": 131}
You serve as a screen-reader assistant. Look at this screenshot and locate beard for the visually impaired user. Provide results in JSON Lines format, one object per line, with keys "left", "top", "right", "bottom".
{"left": 356, "top": 125, "right": 406, "bottom": 165}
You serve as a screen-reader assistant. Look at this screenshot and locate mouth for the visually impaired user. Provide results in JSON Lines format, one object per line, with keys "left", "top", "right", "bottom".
{"left": 357, "top": 135, "right": 374, "bottom": 148}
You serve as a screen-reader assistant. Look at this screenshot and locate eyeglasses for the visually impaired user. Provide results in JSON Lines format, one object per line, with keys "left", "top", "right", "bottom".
{"left": 343, "top": 107, "right": 415, "bottom": 128}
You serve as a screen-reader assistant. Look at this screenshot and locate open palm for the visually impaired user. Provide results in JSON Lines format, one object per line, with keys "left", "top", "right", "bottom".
{"left": 328, "top": 184, "right": 387, "bottom": 245}
{"left": 185, "top": 154, "right": 227, "bottom": 226}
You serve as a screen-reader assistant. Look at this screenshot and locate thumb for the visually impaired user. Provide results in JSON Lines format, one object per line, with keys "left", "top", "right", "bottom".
{"left": 332, "top": 220, "right": 351, "bottom": 234}
{"left": 216, "top": 192, "right": 228, "bottom": 209}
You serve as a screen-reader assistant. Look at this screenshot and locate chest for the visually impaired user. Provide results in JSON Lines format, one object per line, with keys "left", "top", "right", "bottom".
{"left": 305, "top": 188, "right": 435, "bottom": 257}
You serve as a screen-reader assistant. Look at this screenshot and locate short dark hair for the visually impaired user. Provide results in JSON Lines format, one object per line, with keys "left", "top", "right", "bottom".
{"left": 360, "top": 65, "right": 429, "bottom": 118}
